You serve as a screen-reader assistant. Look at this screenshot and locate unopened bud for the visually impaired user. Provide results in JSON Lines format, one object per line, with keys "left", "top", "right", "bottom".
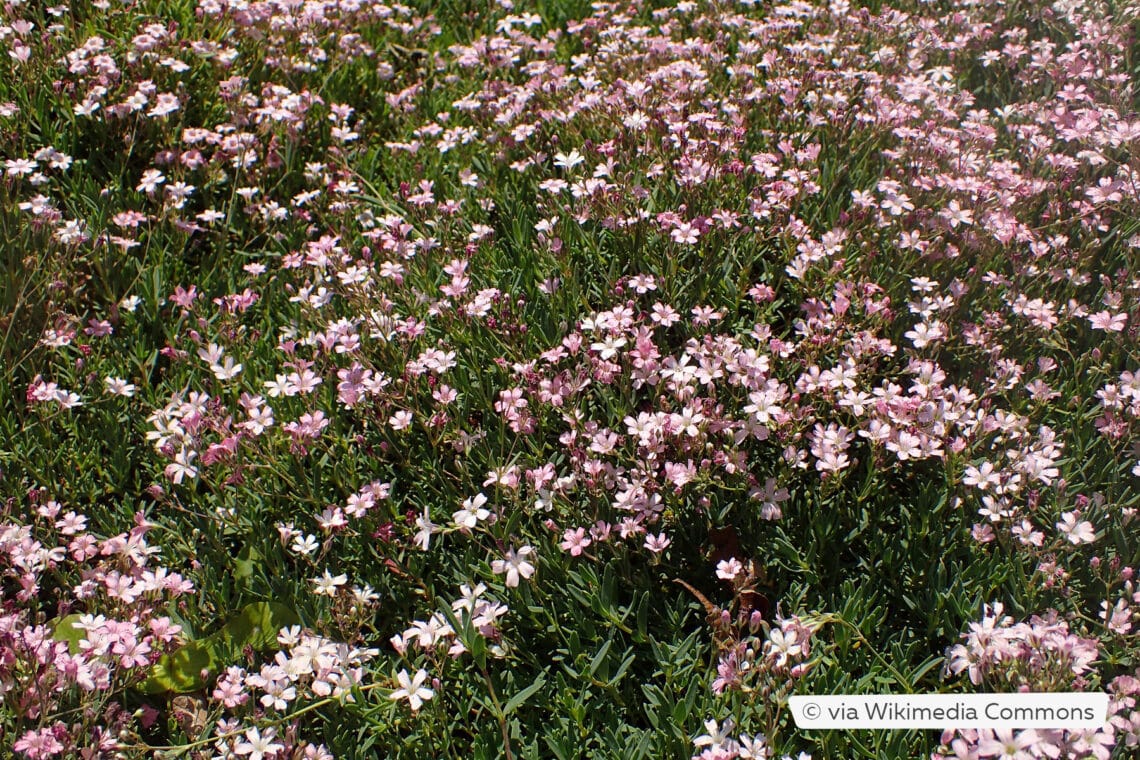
{"left": 749, "top": 610, "right": 764, "bottom": 634}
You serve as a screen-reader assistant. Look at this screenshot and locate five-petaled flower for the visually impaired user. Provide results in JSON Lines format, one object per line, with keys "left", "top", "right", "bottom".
{"left": 390, "top": 668, "right": 434, "bottom": 711}
{"left": 492, "top": 546, "right": 536, "bottom": 588}
{"left": 234, "top": 727, "right": 284, "bottom": 760}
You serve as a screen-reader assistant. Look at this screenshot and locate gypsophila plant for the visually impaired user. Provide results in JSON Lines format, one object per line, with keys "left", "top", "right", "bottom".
{"left": 0, "top": 0, "right": 1138, "bottom": 757}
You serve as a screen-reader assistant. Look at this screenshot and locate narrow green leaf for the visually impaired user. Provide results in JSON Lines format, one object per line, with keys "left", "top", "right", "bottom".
{"left": 587, "top": 638, "right": 612, "bottom": 679}
{"left": 503, "top": 672, "right": 547, "bottom": 716}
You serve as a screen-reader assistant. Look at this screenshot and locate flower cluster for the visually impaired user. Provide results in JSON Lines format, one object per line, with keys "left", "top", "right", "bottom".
{"left": 0, "top": 491, "right": 192, "bottom": 759}
{"left": 206, "top": 628, "right": 377, "bottom": 759}
{"left": 390, "top": 582, "right": 510, "bottom": 659}
{"left": 691, "top": 716, "right": 810, "bottom": 760}
{"left": 944, "top": 603, "right": 1099, "bottom": 691}
{"left": 937, "top": 603, "right": 1138, "bottom": 759}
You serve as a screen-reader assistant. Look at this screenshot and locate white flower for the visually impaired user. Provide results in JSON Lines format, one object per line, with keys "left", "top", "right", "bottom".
{"left": 413, "top": 506, "right": 436, "bottom": 551}
{"left": 211, "top": 356, "right": 243, "bottom": 381}
{"left": 738, "top": 733, "right": 770, "bottom": 759}
{"left": 1056, "top": 511, "right": 1096, "bottom": 544}
{"left": 352, "top": 584, "right": 380, "bottom": 607}
{"left": 671, "top": 222, "right": 700, "bottom": 245}
{"left": 197, "top": 342, "right": 224, "bottom": 365}
{"left": 54, "top": 390, "right": 84, "bottom": 409}
{"left": 234, "top": 727, "right": 284, "bottom": 760}
{"left": 165, "top": 448, "right": 198, "bottom": 484}
{"left": 452, "top": 583, "right": 488, "bottom": 613}
{"left": 452, "top": 493, "right": 491, "bottom": 530}
{"left": 694, "top": 717, "right": 734, "bottom": 748}
{"left": 136, "top": 168, "right": 165, "bottom": 194}
{"left": 390, "top": 668, "right": 434, "bottom": 711}
{"left": 312, "top": 569, "right": 347, "bottom": 596}
{"left": 104, "top": 376, "right": 137, "bottom": 397}
{"left": 553, "top": 149, "right": 584, "bottom": 170}
{"left": 290, "top": 534, "right": 319, "bottom": 556}
{"left": 590, "top": 336, "right": 626, "bottom": 360}
{"left": 904, "top": 320, "right": 944, "bottom": 348}
{"left": 765, "top": 628, "right": 802, "bottom": 667}
{"left": 962, "top": 461, "right": 1000, "bottom": 491}
{"left": 404, "top": 615, "right": 454, "bottom": 649}
{"left": 492, "top": 546, "right": 536, "bottom": 588}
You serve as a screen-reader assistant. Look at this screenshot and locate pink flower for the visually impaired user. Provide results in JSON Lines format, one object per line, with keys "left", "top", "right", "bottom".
{"left": 1056, "top": 512, "right": 1096, "bottom": 544}
{"left": 670, "top": 222, "right": 700, "bottom": 245}
{"left": 14, "top": 727, "right": 65, "bottom": 759}
{"left": 716, "top": 558, "right": 743, "bottom": 581}
{"left": 1089, "top": 311, "right": 1127, "bottom": 332}
{"left": 560, "top": 528, "right": 592, "bottom": 557}
{"left": 492, "top": 546, "right": 536, "bottom": 587}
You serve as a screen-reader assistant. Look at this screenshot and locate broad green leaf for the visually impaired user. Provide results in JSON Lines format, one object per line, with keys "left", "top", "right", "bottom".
{"left": 222, "top": 601, "right": 299, "bottom": 652}
{"left": 137, "top": 641, "right": 215, "bottom": 694}
{"left": 137, "top": 602, "right": 300, "bottom": 694}
{"left": 50, "top": 614, "right": 88, "bottom": 655}
{"left": 233, "top": 544, "right": 261, "bottom": 583}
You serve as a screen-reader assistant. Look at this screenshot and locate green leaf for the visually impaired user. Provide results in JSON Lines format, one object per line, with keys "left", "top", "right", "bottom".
{"left": 222, "top": 602, "right": 299, "bottom": 652}
{"left": 635, "top": 593, "right": 649, "bottom": 642}
{"left": 137, "top": 602, "right": 300, "bottom": 694}
{"left": 608, "top": 650, "right": 636, "bottom": 686}
{"left": 587, "top": 638, "right": 612, "bottom": 679}
{"left": 503, "top": 671, "right": 547, "bottom": 716}
{"left": 233, "top": 544, "right": 261, "bottom": 584}
{"left": 138, "top": 641, "right": 215, "bottom": 694}
{"left": 50, "top": 614, "right": 88, "bottom": 655}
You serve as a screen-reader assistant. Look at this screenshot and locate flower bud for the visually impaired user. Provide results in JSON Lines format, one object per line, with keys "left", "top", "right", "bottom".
{"left": 749, "top": 610, "right": 764, "bottom": 634}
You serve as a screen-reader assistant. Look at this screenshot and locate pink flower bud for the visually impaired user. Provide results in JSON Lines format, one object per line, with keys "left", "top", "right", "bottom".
{"left": 749, "top": 610, "right": 764, "bottom": 634}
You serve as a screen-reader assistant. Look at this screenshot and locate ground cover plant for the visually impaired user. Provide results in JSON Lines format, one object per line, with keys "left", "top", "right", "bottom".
{"left": 0, "top": 0, "right": 1139, "bottom": 756}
